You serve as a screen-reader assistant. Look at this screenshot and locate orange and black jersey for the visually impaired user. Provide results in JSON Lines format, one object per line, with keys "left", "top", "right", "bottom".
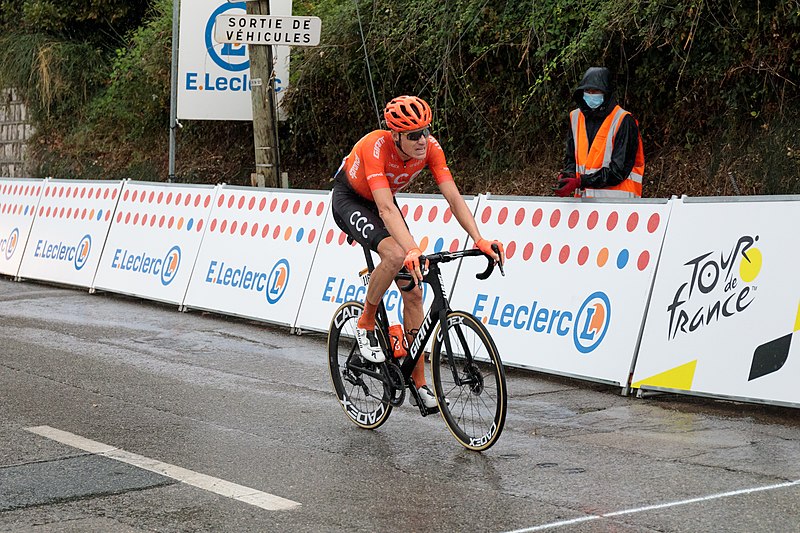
{"left": 340, "top": 130, "right": 453, "bottom": 201}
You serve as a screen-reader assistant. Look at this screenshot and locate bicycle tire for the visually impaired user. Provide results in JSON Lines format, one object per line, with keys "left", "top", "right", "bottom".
{"left": 327, "top": 301, "right": 392, "bottom": 429}
{"left": 431, "top": 310, "right": 507, "bottom": 451}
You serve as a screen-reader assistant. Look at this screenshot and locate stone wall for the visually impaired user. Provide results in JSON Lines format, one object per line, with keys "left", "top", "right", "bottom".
{"left": 0, "top": 88, "right": 35, "bottom": 178}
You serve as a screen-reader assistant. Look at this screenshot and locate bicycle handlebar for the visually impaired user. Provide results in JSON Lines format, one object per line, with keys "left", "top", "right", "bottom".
{"left": 398, "top": 244, "right": 505, "bottom": 292}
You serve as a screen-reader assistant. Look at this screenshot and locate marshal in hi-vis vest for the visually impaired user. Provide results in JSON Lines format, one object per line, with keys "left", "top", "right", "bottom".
{"left": 570, "top": 105, "right": 645, "bottom": 198}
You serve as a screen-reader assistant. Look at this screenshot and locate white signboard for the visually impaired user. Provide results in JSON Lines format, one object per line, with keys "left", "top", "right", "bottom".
{"left": 183, "top": 187, "right": 328, "bottom": 326}
{"left": 449, "top": 196, "right": 672, "bottom": 386}
{"left": 632, "top": 197, "right": 800, "bottom": 407}
{"left": 18, "top": 180, "right": 123, "bottom": 288}
{"left": 0, "top": 179, "right": 43, "bottom": 277}
{"left": 177, "top": 0, "right": 292, "bottom": 121}
{"left": 214, "top": 15, "right": 321, "bottom": 46}
{"left": 295, "top": 194, "right": 478, "bottom": 333}
{"left": 94, "top": 182, "right": 217, "bottom": 305}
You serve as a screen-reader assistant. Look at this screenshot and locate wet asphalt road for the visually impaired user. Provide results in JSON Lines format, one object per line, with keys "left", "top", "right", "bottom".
{"left": 1, "top": 278, "right": 800, "bottom": 533}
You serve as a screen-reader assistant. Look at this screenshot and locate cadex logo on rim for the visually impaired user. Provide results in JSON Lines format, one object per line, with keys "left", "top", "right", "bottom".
{"left": 266, "top": 258, "right": 290, "bottom": 304}
{"left": 1, "top": 228, "right": 19, "bottom": 260}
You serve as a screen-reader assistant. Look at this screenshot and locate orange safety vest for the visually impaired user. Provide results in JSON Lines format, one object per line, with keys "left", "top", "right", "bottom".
{"left": 570, "top": 105, "right": 645, "bottom": 198}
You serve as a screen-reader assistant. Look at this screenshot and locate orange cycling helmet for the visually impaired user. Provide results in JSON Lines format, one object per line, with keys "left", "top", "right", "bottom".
{"left": 384, "top": 95, "right": 432, "bottom": 132}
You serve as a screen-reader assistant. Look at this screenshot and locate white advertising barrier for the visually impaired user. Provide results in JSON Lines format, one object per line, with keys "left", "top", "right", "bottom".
{"left": 183, "top": 187, "right": 328, "bottom": 326}
{"left": 0, "top": 179, "right": 43, "bottom": 277}
{"left": 93, "top": 182, "right": 217, "bottom": 304}
{"left": 18, "top": 180, "right": 122, "bottom": 288}
{"left": 177, "top": 0, "right": 292, "bottom": 121}
{"left": 632, "top": 196, "right": 800, "bottom": 407}
{"left": 295, "top": 193, "right": 479, "bottom": 333}
{"left": 450, "top": 195, "right": 672, "bottom": 385}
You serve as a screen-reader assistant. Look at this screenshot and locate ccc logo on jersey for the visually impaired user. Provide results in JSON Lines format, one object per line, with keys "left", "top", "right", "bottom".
{"left": 573, "top": 291, "right": 611, "bottom": 354}
{"left": 266, "top": 259, "right": 290, "bottom": 304}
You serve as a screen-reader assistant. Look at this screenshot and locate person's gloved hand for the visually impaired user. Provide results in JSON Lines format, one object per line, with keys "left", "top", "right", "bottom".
{"left": 476, "top": 239, "right": 505, "bottom": 266}
{"left": 403, "top": 248, "right": 426, "bottom": 284}
{"left": 554, "top": 172, "right": 581, "bottom": 197}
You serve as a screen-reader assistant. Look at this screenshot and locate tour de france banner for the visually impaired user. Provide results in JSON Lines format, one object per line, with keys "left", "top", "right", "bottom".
{"left": 294, "top": 194, "right": 479, "bottom": 334}
{"left": 0, "top": 179, "right": 43, "bottom": 277}
{"left": 18, "top": 180, "right": 123, "bottom": 288}
{"left": 183, "top": 187, "right": 328, "bottom": 326}
{"left": 93, "top": 182, "right": 217, "bottom": 305}
{"left": 177, "top": 0, "right": 291, "bottom": 121}
{"left": 449, "top": 195, "right": 673, "bottom": 386}
{"left": 632, "top": 197, "right": 800, "bottom": 407}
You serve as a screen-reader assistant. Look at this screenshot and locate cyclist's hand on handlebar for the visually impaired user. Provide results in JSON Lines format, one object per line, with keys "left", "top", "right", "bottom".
{"left": 476, "top": 238, "right": 505, "bottom": 266}
{"left": 403, "top": 248, "right": 427, "bottom": 285}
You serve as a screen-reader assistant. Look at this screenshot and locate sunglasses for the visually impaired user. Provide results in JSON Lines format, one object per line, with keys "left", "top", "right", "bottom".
{"left": 405, "top": 128, "right": 430, "bottom": 141}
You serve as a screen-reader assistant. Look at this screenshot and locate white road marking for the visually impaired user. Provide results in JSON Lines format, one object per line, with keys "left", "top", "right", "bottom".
{"left": 504, "top": 478, "right": 800, "bottom": 533}
{"left": 26, "top": 425, "right": 301, "bottom": 511}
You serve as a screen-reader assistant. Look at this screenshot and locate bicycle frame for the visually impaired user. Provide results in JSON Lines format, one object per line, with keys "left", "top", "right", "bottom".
{"left": 358, "top": 245, "right": 470, "bottom": 386}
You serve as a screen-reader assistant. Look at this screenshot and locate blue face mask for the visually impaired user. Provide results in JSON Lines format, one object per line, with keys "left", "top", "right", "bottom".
{"left": 583, "top": 92, "right": 604, "bottom": 109}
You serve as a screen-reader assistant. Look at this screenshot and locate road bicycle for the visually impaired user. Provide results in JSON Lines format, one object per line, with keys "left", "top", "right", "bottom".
{"left": 327, "top": 240, "right": 508, "bottom": 451}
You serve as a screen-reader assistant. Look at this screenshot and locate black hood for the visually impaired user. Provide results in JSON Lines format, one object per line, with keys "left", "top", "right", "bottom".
{"left": 572, "top": 67, "right": 614, "bottom": 115}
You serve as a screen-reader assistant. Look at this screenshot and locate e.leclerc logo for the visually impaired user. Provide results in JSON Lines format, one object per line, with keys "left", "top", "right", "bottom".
{"left": 111, "top": 245, "right": 182, "bottom": 286}
{"left": 472, "top": 290, "right": 612, "bottom": 354}
{"left": 321, "top": 275, "right": 430, "bottom": 324}
{"left": 204, "top": 258, "right": 290, "bottom": 304}
{"left": 185, "top": 2, "right": 250, "bottom": 93}
{"left": 1, "top": 228, "right": 19, "bottom": 260}
{"left": 33, "top": 234, "right": 91, "bottom": 270}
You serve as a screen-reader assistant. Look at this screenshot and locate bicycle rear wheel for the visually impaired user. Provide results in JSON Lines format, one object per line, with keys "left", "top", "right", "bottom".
{"left": 327, "top": 301, "right": 392, "bottom": 429}
{"left": 431, "top": 310, "right": 507, "bottom": 451}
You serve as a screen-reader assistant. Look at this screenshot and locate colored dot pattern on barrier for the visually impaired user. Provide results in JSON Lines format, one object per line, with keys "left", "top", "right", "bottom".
{"left": 479, "top": 204, "right": 662, "bottom": 272}
{"left": 0, "top": 182, "right": 42, "bottom": 218}
{"left": 35, "top": 183, "right": 120, "bottom": 224}
{"left": 114, "top": 187, "right": 214, "bottom": 233}
{"left": 202, "top": 192, "right": 325, "bottom": 245}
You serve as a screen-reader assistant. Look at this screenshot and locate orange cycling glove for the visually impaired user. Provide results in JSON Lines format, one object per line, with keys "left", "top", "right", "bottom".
{"left": 403, "top": 247, "right": 426, "bottom": 282}
{"left": 476, "top": 239, "right": 505, "bottom": 265}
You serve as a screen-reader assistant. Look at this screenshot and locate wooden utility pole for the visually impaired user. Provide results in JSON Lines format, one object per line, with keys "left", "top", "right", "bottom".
{"left": 247, "top": 1, "right": 279, "bottom": 188}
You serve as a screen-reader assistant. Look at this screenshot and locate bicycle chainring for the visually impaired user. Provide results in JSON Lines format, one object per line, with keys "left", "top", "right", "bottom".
{"left": 384, "top": 362, "right": 406, "bottom": 407}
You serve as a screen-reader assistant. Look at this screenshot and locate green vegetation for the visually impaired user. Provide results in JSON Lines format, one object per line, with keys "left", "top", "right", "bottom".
{"left": 1, "top": 0, "right": 798, "bottom": 196}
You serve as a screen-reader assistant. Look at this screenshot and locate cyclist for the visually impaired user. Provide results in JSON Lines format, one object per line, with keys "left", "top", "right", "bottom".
{"left": 331, "top": 95, "right": 505, "bottom": 409}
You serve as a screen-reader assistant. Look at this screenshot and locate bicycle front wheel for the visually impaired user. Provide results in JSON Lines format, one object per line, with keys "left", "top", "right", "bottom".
{"left": 327, "top": 301, "right": 392, "bottom": 430}
{"left": 431, "top": 311, "right": 507, "bottom": 451}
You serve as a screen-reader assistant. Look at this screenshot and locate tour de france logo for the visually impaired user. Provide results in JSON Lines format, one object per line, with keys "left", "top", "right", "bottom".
{"left": 205, "top": 2, "right": 249, "bottom": 72}
{"left": 666, "top": 235, "right": 761, "bottom": 340}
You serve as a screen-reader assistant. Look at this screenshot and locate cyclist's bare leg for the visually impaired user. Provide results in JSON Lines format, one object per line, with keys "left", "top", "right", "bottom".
{"left": 357, "top": 237, "right": 405, "bottom": 328}
{"left": 397, "top": 284, "right": 425, "bottom": 385}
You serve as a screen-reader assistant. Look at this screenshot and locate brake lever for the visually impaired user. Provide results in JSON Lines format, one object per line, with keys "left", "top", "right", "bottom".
{"left": 475, "top": 244, "right": 505, "bottom": 280}
{"left": 399, "top": 256, "right": 427, "bottom": 291}
{"left": 493, "top": 243, "right": 506, "bottom": 277}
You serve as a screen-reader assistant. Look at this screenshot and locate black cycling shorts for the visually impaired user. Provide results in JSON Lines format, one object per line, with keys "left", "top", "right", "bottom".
{"left": 331, "top": 170, "right": 403, "bottom": 252}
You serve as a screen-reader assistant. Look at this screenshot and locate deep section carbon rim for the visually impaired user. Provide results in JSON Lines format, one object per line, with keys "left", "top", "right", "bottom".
{"left": 432, "top": 311, "right": 507, "bottom": 451}
{"left": 327, "top": 302, "right": 392, "bottom": 429}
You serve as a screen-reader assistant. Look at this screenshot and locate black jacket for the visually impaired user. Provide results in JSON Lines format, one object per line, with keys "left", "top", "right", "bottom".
{"left": 562, "top": 67, "right": 641, "bottom": 189}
